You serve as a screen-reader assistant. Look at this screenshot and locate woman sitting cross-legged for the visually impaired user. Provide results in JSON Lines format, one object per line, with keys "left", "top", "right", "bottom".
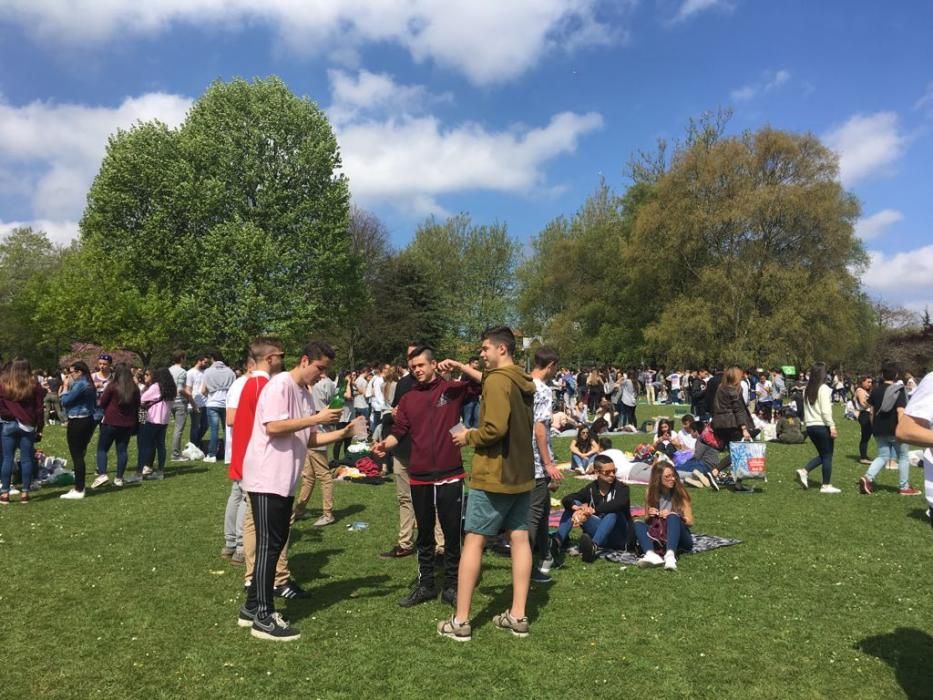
{"left": 634, "top": 461, "right": 695, "bottom": 571}
{"left": 551, "top": 453, "right": 631, "bottom": 563}
{"left": 677, "top": 420, "right": 721, "bottom": 491}
{"left": 569, "top": 426, "right": 600, "bottom": 473}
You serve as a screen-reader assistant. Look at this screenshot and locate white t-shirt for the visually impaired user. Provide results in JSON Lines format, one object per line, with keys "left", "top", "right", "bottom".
{"left": 353, "top": 376, "right": 369, "bottom": 409}
{"left": 186, "top": 367, "right": 206, "bottom": 408}
{"left": 677, "top": 428, "right": 697, "bottom": 451}
{"left": 370, "top": 374, "right": 387, "bottom": 413}
{"left": 223, "top": 373, "right": 250, "bottom": 463}
{"left": 905, "top": 372, "right": 933, "bottom": 470}
{"left": 667, "top": 373, "right": 681, "bottom": 390}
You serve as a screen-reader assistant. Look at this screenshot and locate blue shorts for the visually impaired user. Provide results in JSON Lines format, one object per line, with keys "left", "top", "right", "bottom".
{"left": 464, "top": 488, "right": 531, "bottom": 536}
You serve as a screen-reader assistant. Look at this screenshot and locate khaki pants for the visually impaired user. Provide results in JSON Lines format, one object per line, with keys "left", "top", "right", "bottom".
{"left": 244, "top": 494, "right": 291, "bottom": 588}
{"left": 394, "top": 455, "right": 444, "bottom": 551}
{"left": 294, "top": 450, "right": 334, "bottom": 518}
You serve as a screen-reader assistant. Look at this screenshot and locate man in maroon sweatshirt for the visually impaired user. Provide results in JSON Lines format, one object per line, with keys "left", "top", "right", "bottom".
{"left": 373, "top": 345, "right": 480, "bottom": 608}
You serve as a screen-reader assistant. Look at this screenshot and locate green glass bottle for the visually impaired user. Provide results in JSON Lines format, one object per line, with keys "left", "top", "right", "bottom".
{"left": 329, "top": 377, "right": 347, "bottom": 409}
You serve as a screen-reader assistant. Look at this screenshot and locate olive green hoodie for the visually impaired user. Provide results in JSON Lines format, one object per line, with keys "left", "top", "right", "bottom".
{"left": 465, "top": 364, "right": 535, "bottom": 494}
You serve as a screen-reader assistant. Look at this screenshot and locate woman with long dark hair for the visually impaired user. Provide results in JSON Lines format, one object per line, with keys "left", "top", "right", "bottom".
{"left": 634, "top": 461, "right": 695, "bottom": 570}
{"left": 569, "top": 426, "right": 600, "bottom": 473}
{"left": 92, "top": 363, "right": 140, "bottom": 489}
{"left": 0, "top": 358, "right": 44, "bottom": 504}
{"left": 59, "top": 361, "right": 98, "bottom": 500}
{"left": 128, "top": 367, "right": 176, "bottom": 483}
{"left": 796, "top": 362, "right": 840, "bottom": 493}
{"left": 711, "top": 365, "right": 759, "bottom": 492}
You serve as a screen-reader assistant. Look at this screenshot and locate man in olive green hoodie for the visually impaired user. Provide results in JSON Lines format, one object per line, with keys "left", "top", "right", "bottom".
{"left": 436, "top": 326, "right": 536, "bottom": 641}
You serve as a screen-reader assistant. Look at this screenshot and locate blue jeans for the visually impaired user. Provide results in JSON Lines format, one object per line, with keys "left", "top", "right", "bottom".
{"left": 634, "top": 513, "right": 693, "bottom": 554}
{"left": 190, "top": 406, "right": 208, "bottom": 448}
{"left": 804, "top": 426, "right": 834, "bottom": 485}
{"left": 571, "top": 454, "right": 595, "bottom": 471}
{"left": 1, "top": 421, "right": 37, "bottom": 493}
{"left": 462, "top": 400, "right": 480, "bottom": 429}
{"left": 678, "top": 458, "right": 713, "bottom": 476}
{"left": 97, "top": 424, "right": 133, "bottom": 478}
{"left": 866, "top": 437, "right": 910, "bottom": 489}
{"left": 206, "top": 407, "right": 225, "bottom": 458}
{"left": 556, "top": 502, "right": 628, "bottom": 549}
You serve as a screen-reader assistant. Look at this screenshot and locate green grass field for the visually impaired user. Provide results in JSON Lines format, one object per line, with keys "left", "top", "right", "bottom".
{"left": 2, "top": 406, "right": 931, "bottom": 699}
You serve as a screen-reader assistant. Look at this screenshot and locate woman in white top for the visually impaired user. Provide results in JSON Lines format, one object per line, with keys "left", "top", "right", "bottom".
{"left": 796, "top": 362, "right": 840, "bottom": 493}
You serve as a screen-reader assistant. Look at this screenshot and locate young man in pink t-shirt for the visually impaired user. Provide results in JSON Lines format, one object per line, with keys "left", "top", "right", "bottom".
{"left": 238, "top": 340, "right": 363, "bottom": 642}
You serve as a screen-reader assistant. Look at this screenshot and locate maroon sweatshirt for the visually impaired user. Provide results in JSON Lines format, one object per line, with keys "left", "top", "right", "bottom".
{"left": 391, "top": 375, "right": 480, "bottom": 483}
{"left": 98, "top": 383, "right": 140, "bottom": 428}
{"left": 0, "top": 383, "right": 46, "bottom": 433}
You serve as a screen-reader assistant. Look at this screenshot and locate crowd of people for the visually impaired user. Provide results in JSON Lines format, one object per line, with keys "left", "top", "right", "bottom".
{"left": 1, "top": 332, "right": 931, "bottom": 644}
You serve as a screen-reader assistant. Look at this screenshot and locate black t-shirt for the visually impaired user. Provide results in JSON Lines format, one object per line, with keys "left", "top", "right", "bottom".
{"left": 869, "top": 383, "right": 907, "bottom": 438}
{"left": 387, "top": 373, "right": 417, "bottom": 460}
{"left": 47, "top": 376, "right": 62, "bottom": 393}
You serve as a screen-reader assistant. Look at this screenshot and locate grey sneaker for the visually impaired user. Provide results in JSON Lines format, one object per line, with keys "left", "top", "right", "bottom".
{"left": 312, "top": 514, "right": 335, "bottom": 528}
{"left": 437, "top": 615, "right": 472, "bottom": 642}
{"left": 123, "top": 473, "right": 142, "bottom": 484}
{"left": 251, "top": 612, "right": 300, "bottom": 642}
{"left": 230, "top": 550, "right": 245, "bottom": 566}
{"left": 144, "top": 470, "right": 164, "bottom": 481}
{"left": 493, "top": 609, "right": 529, "bottom": 637}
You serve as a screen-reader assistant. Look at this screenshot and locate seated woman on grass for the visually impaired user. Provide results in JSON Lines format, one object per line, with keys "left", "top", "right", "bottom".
{"left": 653, "top": 419, "right": 678, "bottom": 459}
{"left": 634, "top": 461, "right": 694, "bottom": 571}
{"left": 551, "top": 453, "right": 631, "bottom": 563}
{"left": 570, "top": 426, "right": 601, "bottom": 472}
{"left": 775, "top": 406, "right": 806, "bottom": 444}
{"left": 678, "top": 420, "right": 721, "bottom": 491}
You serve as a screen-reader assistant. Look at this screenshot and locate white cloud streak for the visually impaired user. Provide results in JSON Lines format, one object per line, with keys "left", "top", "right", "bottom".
{"left": 863, "top": 244, "right": 933, "bottom": 294}
{"left": 823, "top": 112, "right": 905, "bottom": 187}
{"left": 0, "top": 219, "right": 80, "bottom": 246}
{"left": 854, "top": 209, "right": 903, "bottom": 241}
{"left": 674, "top": 0, "right": 731, "bottom": 21}
{"left": 730, "top": 69, "right": 790, "bottom": 102}
{"left": 0, "top": 0, "right": 620, "bottom": 85}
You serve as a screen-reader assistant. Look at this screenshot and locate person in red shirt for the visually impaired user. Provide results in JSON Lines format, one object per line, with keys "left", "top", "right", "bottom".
{"left": 373, "top": 345, "right": 480, "bottom": 608}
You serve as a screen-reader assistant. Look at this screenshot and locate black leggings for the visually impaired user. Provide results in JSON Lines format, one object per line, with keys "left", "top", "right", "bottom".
{"left": 858, "top": 411, "right": 872, "bottom": 459}
{"left": 66, "top": 416, "right": 97, "bottom": 491}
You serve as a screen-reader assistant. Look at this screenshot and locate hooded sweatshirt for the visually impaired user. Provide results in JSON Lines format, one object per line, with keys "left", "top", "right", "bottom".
{"left": 465, "top": 364, "right": 535, "bottom": 494}
{"left": 391, "top": 375, "right": 480, "bottom": 483}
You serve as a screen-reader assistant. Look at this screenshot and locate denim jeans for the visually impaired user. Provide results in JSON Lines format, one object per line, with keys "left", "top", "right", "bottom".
{"left": 1, "top": 421, "right": 36, "bottom": 493}
{"left": 866, "top": 437, "right": 910, "bottom": 489}
{"left": 190, "top": 406, "right": 207, "bottom": 449}
{"left": 678, "top": 458, "right": 713, "bottom": 476}
{"left": 634, "top": 513, "right": 693, "bottom": 554}
{"left": 462, "top": 400, "right": 480, "bottom": 429}
{"left": 137, "top": 421, "right": 168, "bottom": 472}
{"left": 97, "top": 424, "right": 133, "bottom": 478}
{"left": 206, "top": 406, "right": 225, "bottom": 458}
{"left": 556, "top": 502, "right": 628, "bottom": 549}
{"left": 804, "top": 425, "right": 834, "bottom": 485}
{"left": 571, "top": 454, "right": 595, "bottom": 471}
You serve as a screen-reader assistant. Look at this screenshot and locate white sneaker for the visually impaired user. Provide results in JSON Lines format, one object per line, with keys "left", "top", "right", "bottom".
{"left": 60, "top": 489, "right": 85, "bottom": 500}
{"left": 312, "top": 514, "right": 336, "bottom": 528}
{"left": 664, "top": 551, "right": 678, "bottom": 571}
{"left": 637, "top": 551, "right": 664, "bottom": 568}
{"left": 8, "top": 487, "right": 20, "bottom": 496}
{"left": 203, "top": 456, "right": 217, "bottom": 464}
{"left": 91, "top": 474, "right": 109, "bottom": 489}
{"left": 123, "top": 473, "right": 142, "bottom": 484}
{"left": 113, "top": 477, "right": 125, "bottom": 487}
{"left": 820, "top": 484, "right": 841, "bottom": 494}
{"left": 141, "top": 466, "right": 153, "bottom": 476}
{"left": 796, "top": 469, "right": 809, "bottom": 490}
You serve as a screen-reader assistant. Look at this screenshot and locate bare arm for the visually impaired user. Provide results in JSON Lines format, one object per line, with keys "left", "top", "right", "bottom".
{"left": 534, "top": 421, "right": 563, "bottom": 482}
{"left": 266, "top": 407, "right": 343, "bottom": 437}
{"left": 438, "top": 359, "right": 482, "bottom": 383}
{"left": 308, "top": 418, "right": 362, "bottom": 447}
{"left": 896, "top": 411, "right": 933, "bottom": 447}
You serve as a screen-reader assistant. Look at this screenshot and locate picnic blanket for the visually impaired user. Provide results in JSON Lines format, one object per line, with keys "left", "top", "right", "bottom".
{"left": 600, "top": 534, "right": 741, "bottom": 564}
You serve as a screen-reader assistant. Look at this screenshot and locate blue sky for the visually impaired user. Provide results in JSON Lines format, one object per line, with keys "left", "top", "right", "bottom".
{"left": 1, "top": 0, "right": 931, "bottom": 312}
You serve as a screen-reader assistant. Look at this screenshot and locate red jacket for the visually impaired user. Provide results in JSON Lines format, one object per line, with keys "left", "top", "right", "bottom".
{"left": 391, "top": 376, "right": 479, "bottom": 482}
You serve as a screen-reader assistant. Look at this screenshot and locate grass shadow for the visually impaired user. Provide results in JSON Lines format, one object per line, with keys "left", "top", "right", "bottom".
{"left": 857, "top": 627, "right": 933, "bottom": 699}
{"left": 908, "top": 508, "right": 931, "bottom": 524}
{"left": 285, "top": 573, "right": 393, "bottom": 622}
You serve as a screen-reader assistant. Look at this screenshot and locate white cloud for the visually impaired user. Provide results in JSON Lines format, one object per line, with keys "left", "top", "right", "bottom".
{"left": 0, "top": 0, "right": 621, "bottom": 85}
{"left": 0, "top": 93, "right": 192, "bottom": 224}
{"left": 730, "top": 69, "right": 790, "bottom": 102}
{"left": 327, "top": 69, "right": 449, "bottom": 126}
{"left": 673, "top": 0, "right": 731, "bottom": 21}
{"left": 863, "top": 244, "right": 933, "bottom": 293}
{"left": 337, "top": 110, "right": 604, "bottom": 215}
{"left": 915, "top": 82, "right": 933, "bottom": 114}
{"left": 0, "top": 219, "right": 80, "bottom": 246}
{"left": 824, "top": 112, "right": 905, "bottom": 187}
{"left": 854, "top": 209, "right": 903, "bottom": 241}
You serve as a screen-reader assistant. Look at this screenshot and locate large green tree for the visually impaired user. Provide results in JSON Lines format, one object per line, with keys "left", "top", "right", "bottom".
{"left": 77, "top": 76, "right": 355, "bottom": 357}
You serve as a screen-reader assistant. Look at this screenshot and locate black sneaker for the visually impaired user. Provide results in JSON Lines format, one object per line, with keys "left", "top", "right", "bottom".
{"left": 580, "top": 533, "right": 596, "bottom": 563}
{"left": 251, "top": 612, "right": 300, "bottom": 642}
{"left": 274, "top": 581, "right": 308, "bottom": 599}
{"left": 707, "top": 473, "right": 721, "bottom": 492}
{"left": 398, "top": 585, "right": 438, "bottom": 608}
{"left": 238, "top": 603, "right": 257, "bottom": 628}
{"left": 441, "top": 587, "right": 457, "bottom": 606}
{"left": 549, "top": 534, "right": 565, "bottom": 569}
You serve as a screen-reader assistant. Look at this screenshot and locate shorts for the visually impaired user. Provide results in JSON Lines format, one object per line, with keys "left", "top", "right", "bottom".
{"left": 464, "top": 488, "right": 531, "bottom": 536}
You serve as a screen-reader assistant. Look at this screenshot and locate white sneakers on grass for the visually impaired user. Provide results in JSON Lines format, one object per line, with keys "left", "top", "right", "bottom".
{"left": 637, "top": 551, "right": 664, "bottom": 568}
{"left": 60, "top": 489, "right": 85, "bottom": 500}
{"left": 819, "top": 485, "right": 841, "bottom": 494}
{"left": 663, "top": 551, "right": 677, "bottom": 571}
{"left": 796, "top": 469, "right": 808, "bottom": 489}
{"left": 91, "top": 474, "right": 109, "bottom": 489}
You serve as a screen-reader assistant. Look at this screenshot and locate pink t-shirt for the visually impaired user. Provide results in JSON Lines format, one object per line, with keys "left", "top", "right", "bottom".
{"left": 141, "top": 384, "right": 170, "bottom": 425}
{"left": 241, "top": 371, "right": 314, "bottom": 498}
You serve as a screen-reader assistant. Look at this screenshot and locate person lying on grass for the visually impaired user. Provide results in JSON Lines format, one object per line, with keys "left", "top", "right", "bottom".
{"left": 634, "top": 460, "right": 695, "bottom": 571}
{"left": 550, "top": 453, "right": 631, "bottom": 564}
